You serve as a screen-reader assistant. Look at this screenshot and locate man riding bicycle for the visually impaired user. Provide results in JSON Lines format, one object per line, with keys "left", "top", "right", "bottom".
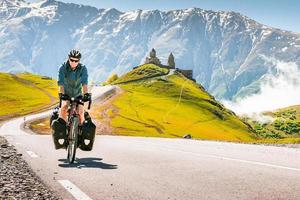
{"left": 51, "top": 49, "right": 92, "bottom": 150}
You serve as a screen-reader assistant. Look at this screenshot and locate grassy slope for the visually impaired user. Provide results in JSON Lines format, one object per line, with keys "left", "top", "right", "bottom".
{"left": 245, "top": 105, "right": 300, "bottom": 144}
{"left": 113, "top": 64, "right": 169, "bottom": 84}
{"left": 17, "top": 73, "right": 58, "bottom": 98}
{"left": 0, "top": 72, "right": 58, "bottom": 119}
{"left": 104, "top": 64, "right": 256, "bottom": 142}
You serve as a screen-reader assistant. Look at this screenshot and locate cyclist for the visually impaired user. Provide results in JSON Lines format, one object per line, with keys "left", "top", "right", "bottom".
{"left": 52, "top": 49, "right": 92, "bottom": 149}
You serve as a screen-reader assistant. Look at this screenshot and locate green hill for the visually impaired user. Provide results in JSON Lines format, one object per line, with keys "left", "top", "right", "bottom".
{"left": 100, "top": 64, "right": 257, "bottom": 142}
{"left": 0, "top": 72, "right": 58, "bottom": 121}
{"left": 244, "top": 105, "right": 300, "bottom": 143}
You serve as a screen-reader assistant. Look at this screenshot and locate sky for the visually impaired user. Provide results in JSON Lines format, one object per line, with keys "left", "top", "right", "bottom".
{"left": 26, "top": 0, "right": 300, "bottom": 33}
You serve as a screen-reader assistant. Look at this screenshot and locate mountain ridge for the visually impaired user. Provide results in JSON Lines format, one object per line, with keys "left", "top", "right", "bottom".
{"left": 0, "top": 0, "right": 299, "bottom": 101}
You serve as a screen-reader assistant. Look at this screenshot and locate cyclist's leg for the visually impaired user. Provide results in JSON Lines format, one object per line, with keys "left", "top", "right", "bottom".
{"left": 59, "top": 100, "right": 69, "bottom": 122}
{"left": 77, "top": 104, "right": 85, "bottom": 125}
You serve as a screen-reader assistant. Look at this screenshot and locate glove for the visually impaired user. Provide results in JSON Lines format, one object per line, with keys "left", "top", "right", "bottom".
{"left": 83, "top": 93, "right": 92, "bottom": 102}
{"left": 59, "top": 93, "right": 69, "bottom": 100}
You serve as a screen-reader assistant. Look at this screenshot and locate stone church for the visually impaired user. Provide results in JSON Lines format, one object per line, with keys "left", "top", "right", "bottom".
{"left": 143, "top": 48, "right": 193, "bottom": 80}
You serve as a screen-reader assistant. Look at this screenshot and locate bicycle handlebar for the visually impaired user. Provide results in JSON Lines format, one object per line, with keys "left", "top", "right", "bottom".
{"left": 88, "top": 99, "right": 92, "bottom": 109}
{"left": 59, "top": 95, "right": 92, "bottom": 110}
{"left": 59, "top": 98, "right": 62, "bottom": 108}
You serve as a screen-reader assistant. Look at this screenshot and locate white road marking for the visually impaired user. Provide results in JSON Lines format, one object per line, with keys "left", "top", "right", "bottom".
{"left": 26, "top": 151, "right": 38, "bottom": 158}
{"left": 58, "top": 180, "right": 92, "bottom": 200}
{"left": 126, "top": 140, "right": 300, "bottom": 172}
{"left": 163, "top": 146, "right": 300, "bottom": 172}
{"left": 200, "top": 152, "right": 300, "bottom": 172}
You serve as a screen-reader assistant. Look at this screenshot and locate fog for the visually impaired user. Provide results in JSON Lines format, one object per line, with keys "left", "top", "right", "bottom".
{"left": 223, "top": 60, "right": 300, "bottom": 118}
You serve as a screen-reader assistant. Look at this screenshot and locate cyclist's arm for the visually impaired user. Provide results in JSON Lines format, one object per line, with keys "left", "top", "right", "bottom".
{"left": 59, "top": 85, "right": 65, "bottom": 94}
{"left": 58, "top": 65, "right": 65, "bottom": 94}
{"left": 82, "top": 84, "right": 88, "bottom": 94}
{"left": 81, "top": 65, "right": 88, "bottom": 94}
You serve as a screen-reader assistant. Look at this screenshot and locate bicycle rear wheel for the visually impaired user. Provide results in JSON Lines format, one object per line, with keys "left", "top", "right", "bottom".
{"left": 67, "top": 116, "right": 79, "bottom": 163}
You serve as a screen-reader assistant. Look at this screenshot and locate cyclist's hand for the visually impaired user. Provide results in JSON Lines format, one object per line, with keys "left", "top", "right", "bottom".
{"left": 83, "top": 93, "right": 92, "bottom": 102}
{"left": 59, "top": 93, "right": 69, "bottom": 100}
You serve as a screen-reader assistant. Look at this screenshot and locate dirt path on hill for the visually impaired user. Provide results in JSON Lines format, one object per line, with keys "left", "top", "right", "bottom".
{"left": 89, "top": 86, "right": 123, "bottom": 135}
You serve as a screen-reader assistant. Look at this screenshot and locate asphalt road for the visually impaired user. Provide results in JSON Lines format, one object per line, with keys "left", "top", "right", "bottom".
{"left": 1, "top": 85, "right": 300, "bottom": 200}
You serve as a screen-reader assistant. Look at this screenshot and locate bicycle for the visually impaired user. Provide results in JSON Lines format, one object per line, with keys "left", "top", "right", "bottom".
{"left": 59, "top": 94, "right": 92, "bottom": 163}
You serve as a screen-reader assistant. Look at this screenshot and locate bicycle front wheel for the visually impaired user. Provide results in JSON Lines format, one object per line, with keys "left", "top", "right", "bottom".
{"left": 67, "top": 116, "right": 79, "bottom": 163}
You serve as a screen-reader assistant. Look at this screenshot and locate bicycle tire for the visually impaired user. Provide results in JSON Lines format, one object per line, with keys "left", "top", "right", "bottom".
{"left": 67, "top": 116, "right": 79, "bottom": 163}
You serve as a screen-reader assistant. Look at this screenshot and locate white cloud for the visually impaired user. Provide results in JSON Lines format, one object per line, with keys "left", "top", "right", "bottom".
{"left": 223, "top": 60, "right": 300, "bottom": 116}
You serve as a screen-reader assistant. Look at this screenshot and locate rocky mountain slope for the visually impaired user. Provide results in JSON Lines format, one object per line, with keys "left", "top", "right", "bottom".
{"left": 0, "top": 0, "right": 300, "bottom": 100}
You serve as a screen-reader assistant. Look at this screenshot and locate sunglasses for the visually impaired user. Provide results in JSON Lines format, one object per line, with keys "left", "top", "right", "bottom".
{"left": 69, "top": 58, "right": 80, "bottom": 63}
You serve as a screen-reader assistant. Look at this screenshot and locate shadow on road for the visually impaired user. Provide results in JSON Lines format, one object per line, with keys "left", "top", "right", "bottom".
{"left": 58, "top": 157, "right": 118, "bottom": 169}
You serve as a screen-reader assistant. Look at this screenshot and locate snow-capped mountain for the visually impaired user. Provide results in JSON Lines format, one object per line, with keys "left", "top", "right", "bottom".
{"left": 0, "top": 0, "right": 300, "bottom": 100}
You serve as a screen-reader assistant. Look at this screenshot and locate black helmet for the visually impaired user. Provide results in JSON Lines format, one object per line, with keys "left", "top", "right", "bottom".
{"left": 68, "top": 49, "right": 81, "bottom": 59}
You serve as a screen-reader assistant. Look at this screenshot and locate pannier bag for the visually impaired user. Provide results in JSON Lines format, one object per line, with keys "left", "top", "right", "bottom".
{"left": 50, "top": 106, "right": 59, "bottom": 128}
{"left": 50, "top": 107, "right": 67, "bottom": 149}
{"left": 50, "top": 108, "right": 96, "bottom": 151}
{"left": 79, "top": 111, "right": 96, "bottom": 151}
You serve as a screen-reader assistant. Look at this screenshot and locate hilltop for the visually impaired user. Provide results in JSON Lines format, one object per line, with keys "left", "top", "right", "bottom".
{"left": 98, "top": 63, "right": 256, "bottom": 142}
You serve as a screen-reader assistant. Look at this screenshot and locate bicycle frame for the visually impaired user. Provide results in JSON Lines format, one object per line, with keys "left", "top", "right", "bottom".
{"left": 68, "top": 97, "right": 83, "bottom": 163}
{"left": 67, "top": 100, "right": 80, "bottom": 124}
{"left": 58, "top": 94, "right": 91, "bottom": 163}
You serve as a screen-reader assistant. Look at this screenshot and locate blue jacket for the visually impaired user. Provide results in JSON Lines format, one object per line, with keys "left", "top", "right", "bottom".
{"left": 57, "top": 61, "right": 88, "bottom": 98}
